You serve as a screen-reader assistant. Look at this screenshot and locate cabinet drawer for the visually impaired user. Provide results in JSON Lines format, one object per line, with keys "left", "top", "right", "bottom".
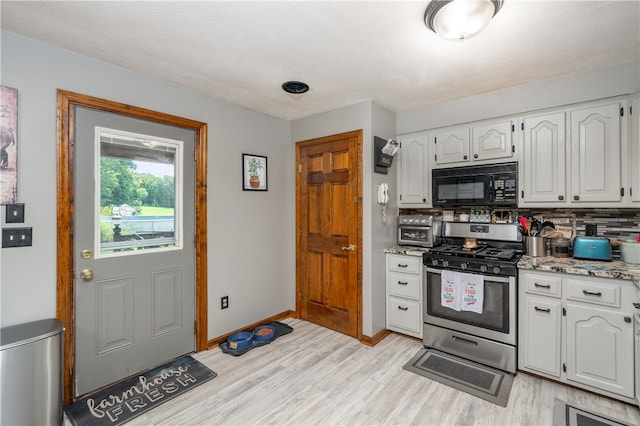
{"left": 386, "top": 254, "right": 422, "bottom": 274}
{"left": 523, "top": 272, "right": 562, "bottom": 298}
{"left": 387, "top": 271, "right": 421, "bottom": 300}
{"left": 387, "top": 296, "right": 422, "bottom": 334}
{"left": 566, "top": 279, "right": 620, "bottom": 308}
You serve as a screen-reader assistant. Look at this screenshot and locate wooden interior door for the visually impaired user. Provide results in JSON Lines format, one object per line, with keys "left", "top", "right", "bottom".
{"left": 296, "top": 130, "right": 362, "bottom": 338}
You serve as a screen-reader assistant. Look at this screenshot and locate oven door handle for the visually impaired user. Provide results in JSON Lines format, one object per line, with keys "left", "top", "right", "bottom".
{"left": 425, "top": 267, "right": 511, "bottom": 283}
{"left": 452, "top": 335, "right": 479, "bottom": 346}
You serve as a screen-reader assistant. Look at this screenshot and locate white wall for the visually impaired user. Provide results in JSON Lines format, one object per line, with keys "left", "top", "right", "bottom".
{"left": 0, "top": 31, "right": 295, "bottom": 339}
{"left": 397, "top": 61, "right": 640, "bottom": 134}
{"left": 292, "top": 101, "right": 396, "bottom": 337}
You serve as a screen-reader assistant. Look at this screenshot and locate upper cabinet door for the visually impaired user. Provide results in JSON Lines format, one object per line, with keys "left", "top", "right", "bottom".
{"left": 434, "top": 127, "right": 470, "bottom": 165}
{"left": 570, "top": 102, "right": 622, "bottom": 203}
{"left": 398, "top": 134, "right": 430, "bottom": 205}
{"left": 472, "top": 120, "right": 514, "bottom": 161}
{"left": 630, "top": 96, "right": 640, "bottom": 202}
{"left": 521, "top": 112, "right": 566, "bottom": 204}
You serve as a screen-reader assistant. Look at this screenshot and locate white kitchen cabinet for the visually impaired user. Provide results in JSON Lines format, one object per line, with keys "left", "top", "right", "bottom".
{"left": 520, "top": 294, "right": 562, "bottom": 378}
{"left": 386, "top": 254, "right": 423, "bottom": 338}
{"left": 471, "top": 120, "right": 515, "bottom": 162}
{"left": 398, "top": 134, "right": 430, "bottom": 206}
{"left": 570, "top": 102, "right": 623, "bottom": 203}
{"left": 518, "top": 269, "right": 638, "bottom": 403}
{"left": 635, "top": 315, "right": 640, "bottom": 406}
{"left": 433, "top": 120, "right": 515, "bottom": 167}
{"left": 630, "top": 95, "right": 639, "bottom": 203}
{"left": 565, "top": 303, "right": 635, "bottom": 398}
{"left": 518, "top": 99, "right": 628, "bottom": 207}
{"left": 520, "top": 111, "right": 567, "bottom": 204}
{"left": 433, "top": 126, "right": 470, "bottom": 165}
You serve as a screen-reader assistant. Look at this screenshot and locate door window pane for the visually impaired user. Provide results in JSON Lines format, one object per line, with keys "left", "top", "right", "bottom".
{"left": 96, "top": 127, "right": 183, "bottom": 258}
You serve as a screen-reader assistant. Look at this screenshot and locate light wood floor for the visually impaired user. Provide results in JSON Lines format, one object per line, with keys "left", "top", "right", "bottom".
{"left": 72, "top": 318, "right": 640, "bottom": 425}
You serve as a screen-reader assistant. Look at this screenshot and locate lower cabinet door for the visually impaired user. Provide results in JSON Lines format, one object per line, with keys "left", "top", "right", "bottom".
{"left": 387, "top": 296, "right": 422, "bottom": 337}
{"left": 520, "top": 295, "right": 562, "bottom": 377}
{"left": 566, "top": 303, "right": 635, "bottom": 398}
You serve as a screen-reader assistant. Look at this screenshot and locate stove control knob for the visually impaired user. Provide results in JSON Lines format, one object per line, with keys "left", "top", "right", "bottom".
{"left": 480, "top": 265, "right": 488, "bottom": 273}
{"left": 442, "top": 260, "right": 449, "bottom": 267}
{"left": 460, "top": 262, "right": 468, "bottom": 270}
{"left": 431, "top": 259, "right": 438, "bottom": 266}
{"left": 493, "top": 266, "right": 501, "bottom": 274}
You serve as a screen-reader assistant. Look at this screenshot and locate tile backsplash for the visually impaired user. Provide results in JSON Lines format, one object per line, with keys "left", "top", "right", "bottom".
{"left": 399, "top": 207, "right": 640, "bottom": 258}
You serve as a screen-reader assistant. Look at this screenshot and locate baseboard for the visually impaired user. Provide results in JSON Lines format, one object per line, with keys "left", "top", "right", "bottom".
{"left": 517, "top": 369, "right": 638, "bottom": 407}
{"left": 207, "top": 310, "right": 295, "bottom": 349}
{"left": 360, "top": 327, "right": 391, "bottom": 347}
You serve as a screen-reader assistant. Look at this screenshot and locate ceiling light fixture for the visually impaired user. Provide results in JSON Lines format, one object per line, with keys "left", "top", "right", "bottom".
{"left": 282, "top": 81, "right": 309, "bottom": 94}
{"left": 424, "top": 0, "right": 503, "bottom": 41}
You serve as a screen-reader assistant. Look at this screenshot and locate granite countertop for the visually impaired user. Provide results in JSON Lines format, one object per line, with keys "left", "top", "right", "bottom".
{"left": 384, "top": 246, "right": 430, "bottom": 257}
{"left": 518, "top": 255, "right": 640, "bottom": 288}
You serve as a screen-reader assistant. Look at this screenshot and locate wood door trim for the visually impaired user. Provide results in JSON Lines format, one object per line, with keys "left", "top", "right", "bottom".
{"left": 56, "top": 89, "right": 208, "bottom": 404}
{"left": 295, "top": 129, "right": 363, "bottom": 340}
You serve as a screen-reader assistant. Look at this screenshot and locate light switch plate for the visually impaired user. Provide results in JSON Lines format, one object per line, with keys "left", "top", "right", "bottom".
{"left": 5, "top": 204, "right": 25, "bottom": 223}
{"left": 2, "top": 227, "right": 32, "bottom": 248}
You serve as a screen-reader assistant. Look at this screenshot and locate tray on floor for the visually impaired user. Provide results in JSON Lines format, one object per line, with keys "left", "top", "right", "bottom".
{"left": 219, "top": 321, "right": 293, "bottom": 356}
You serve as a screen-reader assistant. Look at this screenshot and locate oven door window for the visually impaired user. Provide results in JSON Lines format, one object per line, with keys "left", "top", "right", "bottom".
{"left": 426, "top": 270, "right": 509, "bottom": 333}
{"left": 433, "top": 175, "right": 490, "bottom": 206}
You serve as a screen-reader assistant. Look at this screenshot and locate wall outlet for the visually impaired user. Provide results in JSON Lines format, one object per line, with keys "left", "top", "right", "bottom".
{"left": 2, "top": 227, "right": 33, "bottom": 248}
{"left": 221, "top": 296, "right": 229, "bottom": 310}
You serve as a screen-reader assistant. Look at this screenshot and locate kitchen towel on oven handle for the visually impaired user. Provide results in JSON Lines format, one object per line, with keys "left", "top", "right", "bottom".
{"left": 460, "top": 272, "right": 484, "bottom": 314}
{"left": 441, "top": 270, "right": 461, "bottom": 311}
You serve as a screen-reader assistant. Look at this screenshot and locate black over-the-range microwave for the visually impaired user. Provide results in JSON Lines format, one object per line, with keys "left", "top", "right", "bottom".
{"left": 432, "top": 162, "right": 518, "bottom": 207}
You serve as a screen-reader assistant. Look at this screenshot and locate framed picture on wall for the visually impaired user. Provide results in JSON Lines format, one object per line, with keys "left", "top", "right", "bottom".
{"left": 242, "top": 153, "right": 267, "bottom": 191}
{"left": 1, "top": 85, "right": 18, "bottom": 204}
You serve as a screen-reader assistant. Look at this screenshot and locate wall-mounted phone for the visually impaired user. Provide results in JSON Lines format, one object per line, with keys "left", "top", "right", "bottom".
{"left": 377, "top": 182, "right": 389, "bottom": 205}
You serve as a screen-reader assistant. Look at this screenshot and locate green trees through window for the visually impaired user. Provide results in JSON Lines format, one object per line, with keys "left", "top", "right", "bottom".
{"left": 100, "top": 157, "right": 175, "bottom": 214}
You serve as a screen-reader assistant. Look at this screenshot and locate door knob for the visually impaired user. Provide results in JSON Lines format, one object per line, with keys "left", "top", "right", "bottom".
{"left": 341, "top": 244, "right": 356, "bottom": 251}
{"left": 80, "top": 269, "right": 94, "bottom": 281}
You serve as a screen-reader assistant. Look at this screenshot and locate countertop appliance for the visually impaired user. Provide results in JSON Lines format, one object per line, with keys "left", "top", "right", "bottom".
{"left": 423, "top": 222, "right": 523, "bottom": 373}
{"left": 397, "top": 215, "right": 442, "bottom": 247}
{"left": 572, "top": 237, "right": 612, "bottom": 261}
{"left": 432, "top": 162, "right": 518, "bottom": 207}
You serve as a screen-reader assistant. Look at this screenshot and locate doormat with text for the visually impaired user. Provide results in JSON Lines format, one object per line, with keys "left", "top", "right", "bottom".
{"left": 64, "top": 355, "right": 216, "bottom": 426}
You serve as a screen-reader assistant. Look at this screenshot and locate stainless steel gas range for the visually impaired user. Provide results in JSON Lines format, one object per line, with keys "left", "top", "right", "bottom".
{"left": 423, "top": 222, "right": 523, "bottom": 373}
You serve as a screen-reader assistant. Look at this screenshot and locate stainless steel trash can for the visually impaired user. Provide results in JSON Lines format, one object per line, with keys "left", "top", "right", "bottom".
{"left": 1, "top": 318, "right": 64, "bottom": 426}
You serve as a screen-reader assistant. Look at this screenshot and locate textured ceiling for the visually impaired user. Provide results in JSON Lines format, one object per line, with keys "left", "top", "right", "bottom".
{"left": 1, "top": 1, "right": 639, "bottom": 120}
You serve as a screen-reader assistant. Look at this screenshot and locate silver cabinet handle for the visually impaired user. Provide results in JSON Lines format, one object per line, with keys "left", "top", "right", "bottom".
{"left": 341, "top": 244, "right": 356, "bottom": 251}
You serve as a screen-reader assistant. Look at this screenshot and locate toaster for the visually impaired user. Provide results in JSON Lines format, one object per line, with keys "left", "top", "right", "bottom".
{"left": 572, "top": 237, "right": 612, "bottom": 261}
